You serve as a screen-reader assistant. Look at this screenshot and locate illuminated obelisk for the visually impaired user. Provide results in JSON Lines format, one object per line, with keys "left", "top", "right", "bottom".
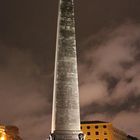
{"left": 50, "top": 0, "right": 83, "bottom": 140}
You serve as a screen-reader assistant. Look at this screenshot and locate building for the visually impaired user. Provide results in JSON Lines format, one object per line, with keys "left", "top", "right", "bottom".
{"left": 0, "top": 125, "right": 6, "bottom": 140}
{"left": 127, "top": 135, "right": 139, "bottom": 140}
{"left": 81, "top": 121, "right": 127, "bottom": 140}
{"left": 0, "top": 125, "right": 22, "bottom": 140}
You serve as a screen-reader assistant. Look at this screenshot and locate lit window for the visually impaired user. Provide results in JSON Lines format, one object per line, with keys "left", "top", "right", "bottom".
{"left": 87, "top": 132, "right": 90, "bottom": 135}
{"left": 87, "top": 126, "right": 90, "bottom": 129}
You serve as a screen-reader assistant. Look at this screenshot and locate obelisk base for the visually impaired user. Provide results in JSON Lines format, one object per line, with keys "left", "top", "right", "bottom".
{"left": 49, "top": 130, "right": 84, "bottom": 140}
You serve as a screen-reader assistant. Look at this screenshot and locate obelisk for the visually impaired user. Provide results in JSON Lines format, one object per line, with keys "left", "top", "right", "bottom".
{"left": 50, "top": 0, "right": 83, "bottom": 140}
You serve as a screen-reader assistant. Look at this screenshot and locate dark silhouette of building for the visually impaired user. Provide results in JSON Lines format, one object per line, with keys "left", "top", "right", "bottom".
{"left": 127, "top": 135, "right": 139, "bottom": 140}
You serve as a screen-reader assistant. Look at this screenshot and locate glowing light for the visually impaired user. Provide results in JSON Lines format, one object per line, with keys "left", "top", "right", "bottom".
{"left": 0, "top": 136, "right": 5, "bottom": 140}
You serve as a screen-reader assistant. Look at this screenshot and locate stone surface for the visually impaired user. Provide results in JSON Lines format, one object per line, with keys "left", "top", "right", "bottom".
{"left": 51, "top": 0, "right": 81, "bottom": 135}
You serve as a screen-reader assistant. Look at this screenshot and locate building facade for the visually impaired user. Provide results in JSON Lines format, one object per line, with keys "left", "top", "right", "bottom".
{"left": 0, "top": 125, "right": 6, "bottom": 140}
{"left": 0, "top": 125, "right": 22, "bottom": 140}
{"left": 81, "top": 121, "right": 127, "bottom": 140}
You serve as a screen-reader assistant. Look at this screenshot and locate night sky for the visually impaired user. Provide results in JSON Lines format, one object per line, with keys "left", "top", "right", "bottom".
{"left": 0, "top": 0, "right": 140, "bottom": 140}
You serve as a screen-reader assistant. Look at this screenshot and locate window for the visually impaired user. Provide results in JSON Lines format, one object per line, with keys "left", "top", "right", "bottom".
{"left": 87, "top": 126, "right": 90, "bottom": 129}
{"left": 87, "top": 132, "right": 90, "bottom": 135}
{"left": 81, "top": 126, "right": 82, "bottom": 129}
{"left": 104, "top": 132, "right": 107, "bottom": 135}
{"left": 104, "top": 139, "right": 108, "bottom": 140}
{"left": 96, "top": 139, "right": 99, "bottom": 140}
{"left": 95, "top": 132, "right": 99, "bottom": 135}
{"left": 95, "top": 125, "right": 99, "bottom": 129}
{"left": 103, "top": 125, "right": 107, "bottom": 128}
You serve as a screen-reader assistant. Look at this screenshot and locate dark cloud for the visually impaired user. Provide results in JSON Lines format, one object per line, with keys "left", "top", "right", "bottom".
{"left": 79, "top": 22, "right": 140, "bottom": 137}
{"left": 81, "top": 94, "right": 140, "bottom": 116}
{"left": 0, "top": 43, "right": 52, "bottom": 139}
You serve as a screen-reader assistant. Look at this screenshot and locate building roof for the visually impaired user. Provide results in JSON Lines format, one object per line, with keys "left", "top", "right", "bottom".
{"left": 81, "top": 120, "right": 108, "bottom": 124}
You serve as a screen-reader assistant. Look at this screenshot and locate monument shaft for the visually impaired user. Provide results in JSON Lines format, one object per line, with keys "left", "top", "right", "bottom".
{"left": 51, "top": 0, "right": 83, "bottom": 139}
